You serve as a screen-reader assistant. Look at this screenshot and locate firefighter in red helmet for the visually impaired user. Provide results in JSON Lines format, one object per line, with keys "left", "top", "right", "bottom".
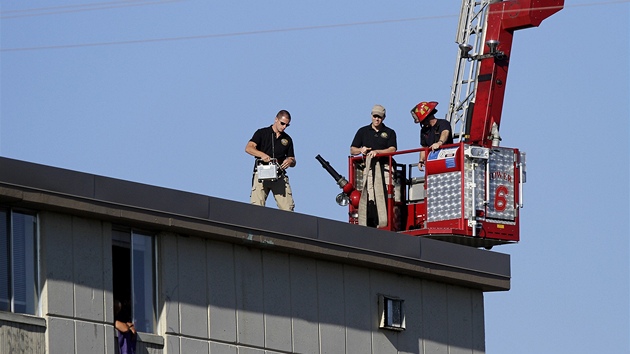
{"left": 411, "top": 101, "right": 453, "bottom": 170}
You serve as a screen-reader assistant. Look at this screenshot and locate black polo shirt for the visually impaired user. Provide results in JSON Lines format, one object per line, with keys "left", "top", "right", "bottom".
{"left": 250, "top": 126, "right": 295, "bottom": 165}
{"left": 351, "top": 123, "right": 397, "bottom": 151}
{"left": 420, "top": 119, "right": 453, "bottom": 147}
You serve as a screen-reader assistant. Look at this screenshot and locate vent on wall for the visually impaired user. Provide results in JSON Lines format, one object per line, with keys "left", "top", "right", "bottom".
{"left": 378, "top": 294, "right": 405, "bottom": 331}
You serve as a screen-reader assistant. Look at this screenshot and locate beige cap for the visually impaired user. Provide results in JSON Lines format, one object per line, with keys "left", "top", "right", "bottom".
{"left": 371, "top": 104, "right": 386, "bottom": 118}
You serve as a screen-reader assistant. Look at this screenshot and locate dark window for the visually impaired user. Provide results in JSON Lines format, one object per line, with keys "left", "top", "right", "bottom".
{"left": 0, "top": 207, "right": 38, "bottom": 315}
{"left": 112, "top": 228, "right": 156, "bottom": 333}
{"left": 378, "top": 294, "right": 405, "bottom": 331}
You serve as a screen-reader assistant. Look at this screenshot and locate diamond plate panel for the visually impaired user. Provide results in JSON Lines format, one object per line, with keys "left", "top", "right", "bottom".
{"left": 427, "top": 171, "right": 461, "bottom": 222}
{"left": 487, "top": 148, "right": 516, "bottom": 220}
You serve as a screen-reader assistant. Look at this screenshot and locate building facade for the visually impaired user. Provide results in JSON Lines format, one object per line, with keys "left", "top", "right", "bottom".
{"left": 0, "top": 157, "right": 510, "bottom": 353}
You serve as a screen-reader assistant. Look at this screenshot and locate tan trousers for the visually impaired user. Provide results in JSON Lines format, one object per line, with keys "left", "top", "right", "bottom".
{"left": 250, "top": 172, "right": 295, "bottom": 211}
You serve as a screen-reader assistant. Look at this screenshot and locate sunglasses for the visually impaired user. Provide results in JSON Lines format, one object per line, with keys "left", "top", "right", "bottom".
{"left": 279, "top": 121, "right": 290, "bottom": 127}
{"left": 372, "top": 115, "right": 383, "bottom": 119}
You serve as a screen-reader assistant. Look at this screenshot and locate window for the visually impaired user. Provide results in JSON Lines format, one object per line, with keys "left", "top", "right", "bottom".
{"left": 112, "top": 228, "right": 156, "bottom": 333}
{"left": 0, "top": 208, "right": 38, "bottom": 315}
{"left": 378, "top": 294, "right": 405, "bottom": 331}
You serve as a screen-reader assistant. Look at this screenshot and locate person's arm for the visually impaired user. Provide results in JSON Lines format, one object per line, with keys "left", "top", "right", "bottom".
{"left": 280, "top": 156, "right": 296, "bottom": 169}
{"left": 367, "top": 146, "right": 395, "bottom": 158}
{"left": 380, "top": 146, "right": 397, "bottom": 154}
{"left": 438, "top": 129, "right": 450, "bottom": 144}
{"left": 126, "top": 322, "right": 137, "bottom": 335}
{"left": 245, "top": 141, "right": 271, "bottom": 162}
{"left": 418, "top": 150, "right": 426, "bottom": 171}
{"left": 280, "top": 140, "right": 296, "bottom": 169}
{"left": 350, "top": 128, "right": 370, "bottom": 156}
{"left": 430, "top": 125, "right": 451, "bottom": 150}
{"left": 115, "top": 320, "right": 134, "bottom": 334}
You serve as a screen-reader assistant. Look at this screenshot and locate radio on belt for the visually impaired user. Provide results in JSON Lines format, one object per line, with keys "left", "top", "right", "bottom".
{"left": 257, "top": 158, "right": 281, "bottom": 182}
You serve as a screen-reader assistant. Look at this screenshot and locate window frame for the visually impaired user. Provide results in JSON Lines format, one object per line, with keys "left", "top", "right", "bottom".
{"left": 378, "top": 293, "right": 406, "bottom": 331}
{"left": 112, "top": 226, "right": 158, "bottom": 334}
{"left": 0, "top": 207, "right": 40, "bottom": 316}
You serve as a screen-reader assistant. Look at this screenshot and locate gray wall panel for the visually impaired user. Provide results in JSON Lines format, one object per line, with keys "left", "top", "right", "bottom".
{"left": 178, "top": 236, "right": 209, "bottom": 339}
{"left": 343, "top": 266, "right": 372, "bottom": 354}
{"left": 47, "top": 316, "right": 76, "bottom": 354}
{"left": 159, "top": 233, "right": 180, "bottom": 335}
{"left": 207, "top": 240, "right": 237, "bottom": 342}
{"left": 209, "top": 341, "right": 238, "bottom": 354}
{"left": 137, "top": 340, "right": 165, "bottom": 354}
{"left": 40, "top": 212, "right": 75, "bottom": 317}
{"left": 105, "top": 325, "right": 116, "bottom": 354}
{"left": 234, "top": 247, "right": 265, "bottom": 347}
{"left": 472, "top": 291, "right": 485, "bottom": 353}
{"left": 317, "top": 261, "right": 346, "bottom": 354}
{"left": 262, "top": 251, "right": 292, "bottom": 353}
{"left": 289, "top": 256, "right": 319, "bottom": 354}
{"left": 102, "top": 224, "right": 114, "bottom": 324}
{"left": 422, "top": 281, "right": 448, "bottom": 354}
{"left": 397, "top": 276, "right": 424, "bottom": 354}
{"left": 165, "top": 334, "right": 181, "bottom": 354}
{"left": 73, "top": 216, "right": 105, "bottom": 322}
{"left": 373, "top": 329, "right": 398, "bottom": 354}
{"left": 75, "top": 320, "right": 105, "bottom": 354}
{"left": 447, "top": 286, "right": 474, "bottom": 354}
{"left": 181, "top": 337, "right": 209, "bottom": 354}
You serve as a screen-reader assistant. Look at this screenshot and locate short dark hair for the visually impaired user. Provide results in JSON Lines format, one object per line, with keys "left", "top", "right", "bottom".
{"left": 276, "top": 110, "right": 291, "bottom": 121}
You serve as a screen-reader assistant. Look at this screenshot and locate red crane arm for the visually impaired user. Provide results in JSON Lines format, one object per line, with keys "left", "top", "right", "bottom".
{"left": 467, "top": 0, "right": 564, "bottom": 147}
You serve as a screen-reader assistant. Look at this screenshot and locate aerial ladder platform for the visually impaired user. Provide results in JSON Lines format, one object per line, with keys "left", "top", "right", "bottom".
{"left": 318, "top": 0, "right": 564, "bottom": 249}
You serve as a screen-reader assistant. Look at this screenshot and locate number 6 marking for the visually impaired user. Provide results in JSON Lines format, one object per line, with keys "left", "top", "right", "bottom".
{"left": 494, "top": 185, "right": 508, "bottom": 212}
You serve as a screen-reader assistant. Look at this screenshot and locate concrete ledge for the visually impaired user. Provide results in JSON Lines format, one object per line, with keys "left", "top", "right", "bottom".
{"left": 137, "top": 331, "right": 165, "bottom": 346}
{"left": 0, "top": 311, "right": 47, "bottom": 328}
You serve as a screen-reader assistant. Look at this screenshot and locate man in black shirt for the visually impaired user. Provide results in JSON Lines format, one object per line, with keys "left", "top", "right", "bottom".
{"left": 411, "top": 101, "right": 453, "bottom": 170}
{"left": 350, "top": 104, "right": 397, "bottom": 158}
{"left": 350, "top": 104, "right": 397, "bottom": 227}
{"left": 245, "top": 110, "right": 296, "bottom": 211}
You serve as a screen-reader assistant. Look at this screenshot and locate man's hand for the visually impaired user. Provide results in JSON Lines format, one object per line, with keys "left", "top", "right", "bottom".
{"left": 430, "top": 141, "right": 443, "bottom": 151}
{"left": 366, "top": 150, "right": 378, "bottom": 158}
{"left": 280, "top": 157, "right": 294, "bottom": 169}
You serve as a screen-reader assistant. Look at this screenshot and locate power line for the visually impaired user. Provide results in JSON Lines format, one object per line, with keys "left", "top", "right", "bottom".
{"left": 1, "top": 0, "right": 157, "bottom": 14}
{"left": 0, "top": 14, "right": 455, "bottom": 52}
{"left": 1, "top": 1, "right": 628, "bottom": 52}
{"left": 0, "top": 0, "right": 183, "bottom": 19}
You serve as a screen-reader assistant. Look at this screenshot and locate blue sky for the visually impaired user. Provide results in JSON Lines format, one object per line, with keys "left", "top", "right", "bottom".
{"left": 1, "top": 1, "right": 629, "bottom": 352}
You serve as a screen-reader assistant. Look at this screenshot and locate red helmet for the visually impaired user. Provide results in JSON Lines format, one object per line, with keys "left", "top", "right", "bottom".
{"left": 411, "top": 101, "right": 438, "bottom": 124}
